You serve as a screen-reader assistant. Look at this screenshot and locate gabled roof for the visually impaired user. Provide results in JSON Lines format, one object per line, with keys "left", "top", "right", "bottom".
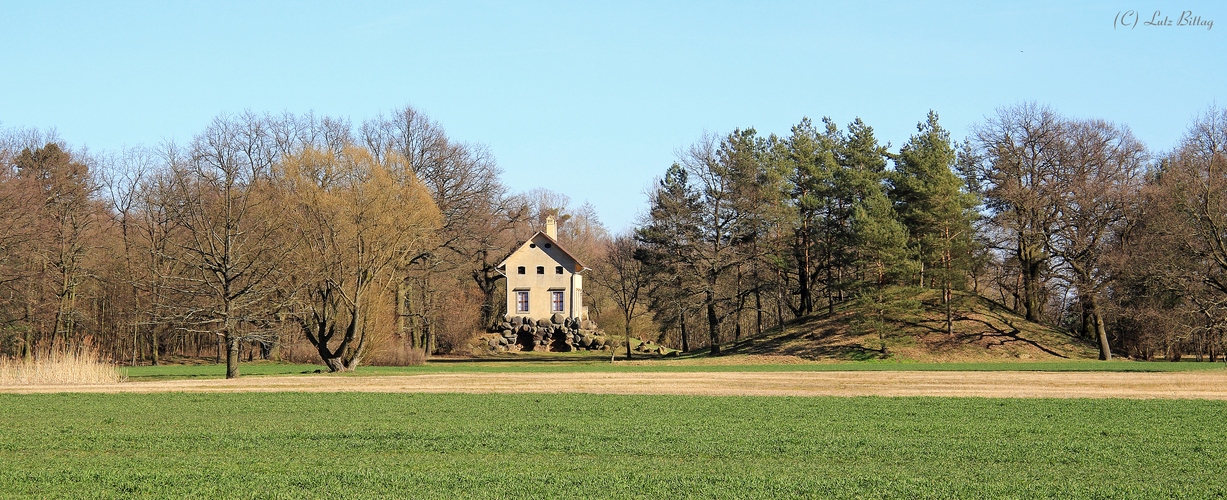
{"left": 496, "top": 231, "right": 588, "bottom": 273}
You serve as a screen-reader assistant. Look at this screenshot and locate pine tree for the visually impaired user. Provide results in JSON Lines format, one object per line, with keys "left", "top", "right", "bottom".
{"left": 891, "top": 111, "right": 979, "bottom": 334}
{"left": 834, "top": 118, "right": 905, "bottom": 298}
{"left": 782, "top": 118, "right": 839, "bottom": 316}
{"left": 636, "top": 164, "right": 702, "bottom": 353}
{"left": 851, "top": 188, "right": 913, "bottom": 352}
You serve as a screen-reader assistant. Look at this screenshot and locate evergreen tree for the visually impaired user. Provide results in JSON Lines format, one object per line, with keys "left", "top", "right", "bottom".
{"left": 851, "top": 188, "right": 913, "bottom": 352}
{"left": 833, "top": 118, "right": 905, "bottom": 299}
{"left": 891, "top": 111, "right": 979, "bottom": 333}
{"left": 782, "top": 118, "right": 839, "bottom": 316}
{"left": 853, "top": 190, "right": 911, "bottom": 288}
{"left": 636, "top": 164, "right": 702, "bottom": 352}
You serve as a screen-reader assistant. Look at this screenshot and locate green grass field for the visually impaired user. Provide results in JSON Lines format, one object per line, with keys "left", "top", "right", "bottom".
{"left": 120, "top": 356, "right": 1227, "bottom": 381}
{"left": 1, "top": 392, "right": 1224, "bottom": 498}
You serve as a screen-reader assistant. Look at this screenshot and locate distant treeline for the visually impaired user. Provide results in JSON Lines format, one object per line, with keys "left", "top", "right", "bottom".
{"left": 1, "top": 103, "right": 1225, "bottom": 373}
{"left": 0, "top": 107, "right": 608, "bottom": 377}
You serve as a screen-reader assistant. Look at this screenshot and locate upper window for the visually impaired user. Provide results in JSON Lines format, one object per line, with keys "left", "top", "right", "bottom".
{"left": 517, "top": 266, "right": 525, "bottom": 275}
{"left": 555, "top": 266, "right": 564, "bottom": 274}
{"left": 536, "top": 266, "right": 545, "bottom": 274}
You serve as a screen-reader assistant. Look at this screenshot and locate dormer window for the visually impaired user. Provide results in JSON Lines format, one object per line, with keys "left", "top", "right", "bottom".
{"left": 536, "top": 266, "right": 545, "bottom": 274}
{"left": 555, "top": 266, "right": 563, "bottom": 274}
{"left": 517, "top": 266, "right": 526, "bottom": 274}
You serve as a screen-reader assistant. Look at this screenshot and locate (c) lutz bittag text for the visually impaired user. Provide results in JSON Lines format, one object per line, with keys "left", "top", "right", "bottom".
{"left": 1115, "top": 10, "right": 1214, "bottom": 30}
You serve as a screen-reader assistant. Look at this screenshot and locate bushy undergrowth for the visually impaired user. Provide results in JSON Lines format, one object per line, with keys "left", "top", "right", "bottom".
{"left": 277, "top": 337, "right": 426, "bottom": 367}
{"left": 0, "top": 348, "right": 122, "bottom": 385}
{"left": 364, "top": 342, "right": 427, "bottom": 366}
{"left": 0, "top": 393, "right": 1223, "bottom": 498}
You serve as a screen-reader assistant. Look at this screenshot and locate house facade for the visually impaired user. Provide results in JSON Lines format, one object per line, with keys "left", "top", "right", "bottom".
{"left": 497, "top": 216, "right": 586, "bottom": 322}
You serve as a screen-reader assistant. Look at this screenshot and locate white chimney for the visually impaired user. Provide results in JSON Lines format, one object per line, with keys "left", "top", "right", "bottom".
{"left": 545, "top": 215, "right": 557, "bottom": 239}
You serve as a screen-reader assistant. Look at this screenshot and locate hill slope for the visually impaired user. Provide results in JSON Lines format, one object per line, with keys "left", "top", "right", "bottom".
{"left": 728, "top": 287, "right": 1098, "bottom": 362}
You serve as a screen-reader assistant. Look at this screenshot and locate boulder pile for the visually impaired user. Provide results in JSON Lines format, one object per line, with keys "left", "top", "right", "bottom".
{"left": 479, "top": 313, "right": 607, "bottom": 352}
{"left": 630, "top": 337, "right": 681, "bottom": 357}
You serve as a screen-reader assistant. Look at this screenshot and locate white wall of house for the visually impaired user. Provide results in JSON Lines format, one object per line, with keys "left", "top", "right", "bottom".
{"left": 503, "top": 233, "right": 583, "bottom": 321}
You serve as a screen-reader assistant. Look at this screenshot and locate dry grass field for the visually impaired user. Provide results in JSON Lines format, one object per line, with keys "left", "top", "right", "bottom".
{"left": 5, "top": 369, "right": 1227, "bottom": 399}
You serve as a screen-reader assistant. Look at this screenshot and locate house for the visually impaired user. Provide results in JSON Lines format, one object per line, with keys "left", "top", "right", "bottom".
{"left": 496, "top": 216, "right": 586, "bottom": 322}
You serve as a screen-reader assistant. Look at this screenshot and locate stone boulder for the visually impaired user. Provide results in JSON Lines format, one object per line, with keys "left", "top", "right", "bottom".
{"left": 551, "top": 312, "right": 566, "bottom": 325}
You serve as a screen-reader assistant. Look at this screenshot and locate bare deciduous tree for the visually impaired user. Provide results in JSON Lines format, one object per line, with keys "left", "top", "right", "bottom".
{"left": 1047, "top": 119, "right": 1147, "bottom": 360}
{"left": 973, "top": 103, "right": 1063, "bottom": 322}
{"left": 163, "top": 115, "right": 292, "bottom": 378}
{"left": 590, "top": 233, "right": 651, "bottom": 360}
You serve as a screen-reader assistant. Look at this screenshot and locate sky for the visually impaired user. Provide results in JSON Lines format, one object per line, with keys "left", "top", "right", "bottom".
{"left": 1, "top": 1, "right": 1223, "bottom": 231}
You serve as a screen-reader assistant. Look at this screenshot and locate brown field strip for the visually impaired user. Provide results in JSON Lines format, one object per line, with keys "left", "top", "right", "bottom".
{"left": 4, "top": 370, "right": 1227, "bottom": 399}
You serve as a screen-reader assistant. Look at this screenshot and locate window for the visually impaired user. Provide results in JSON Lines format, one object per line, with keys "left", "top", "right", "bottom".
{"left": 544, "top": 243, "right": 552, "bottom": 248}
{"left": 536, "top": 266, "right": 545, "bottom": 274}
{"left": 551, "top": 291, "right": 564, "bottom": 313}
{"left": 555, "top": 266, "right": 564, "bottom": 274}
{"left": 516, "top": 291, "right": 529, "bottom": 313}
{"left": 517, "top": 266, "right": 525, "bottom": 274}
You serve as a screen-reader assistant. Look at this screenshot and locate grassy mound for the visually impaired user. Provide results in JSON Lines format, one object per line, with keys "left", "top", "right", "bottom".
{"left": 730, "top": 287, "right": 1098, "bottom": 362}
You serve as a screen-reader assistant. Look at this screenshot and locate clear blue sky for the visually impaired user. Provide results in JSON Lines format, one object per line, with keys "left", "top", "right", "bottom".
{"left": 1, "top": 1, "right": 1222, "bottom": 231}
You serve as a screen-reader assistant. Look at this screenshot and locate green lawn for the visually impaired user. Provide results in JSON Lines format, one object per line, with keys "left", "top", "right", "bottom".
{"left": 120, "top": 356, "right": 1227, "bottom": 381}
{"left": 0, "top": 393, "right": 1223, "bottom": 498}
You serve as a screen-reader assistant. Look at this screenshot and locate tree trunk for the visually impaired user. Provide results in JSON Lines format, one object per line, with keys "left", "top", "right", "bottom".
{"left": 734, "top": 265, "right": 743, "bottom": 344}
{"left": 1081, "top": 294, "right": 1112, "bottom": 361}
{"left": 706, "top": 290, "right": 720, "bottom": 355}
{"left": 225, "top": 333, "right": 240, "bottom": 379}
{"left": 397, "top": 280, "right": 408, "bottom": 340}
{"left": 625, "top": 322, "right": 633, "bottom": 361}
{"left": 131, "top": 324, "right": 138, "bottom": 367}
{"left": 1095, "top": 312, "right": 1111, "bottom": 361}
{"left": 754, "top": 285, "right": 763, "bottom": 338}
{"left": 775, "top": 269, "right": 785, "bottom": 328}
{"left": 1019, "top": 240, "right": 1046, "bottom": 322}
{"left": 944, "top": 248, "right": 953, "bottom": 336}
{"left": 150, "top": 329, "right": 159, "bottom": 366}
{"left": 679, "top": 308, "right": 689, "bottom": 353}
{"left": 323, "top": 356, "right": 346, "bottom": 372}
{"left": 797, "top": 227, "right": 813, "bottom": 315}
{"left": 945, "top": 287, "right": 953, "bottom": 336}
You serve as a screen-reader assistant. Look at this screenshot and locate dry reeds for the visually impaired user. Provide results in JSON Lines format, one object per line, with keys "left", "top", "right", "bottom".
{"left": 0, "top": 346, "right": 124, "bottom": 386}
